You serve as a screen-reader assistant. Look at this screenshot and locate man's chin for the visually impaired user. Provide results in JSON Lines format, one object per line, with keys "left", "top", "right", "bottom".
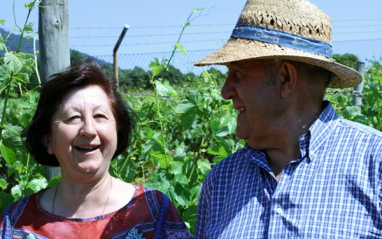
{"left": 235, "top": 129, "right": 248, "bottom": 140}
{"left": 246, "top": 138, "right": 269, "bottom": 151}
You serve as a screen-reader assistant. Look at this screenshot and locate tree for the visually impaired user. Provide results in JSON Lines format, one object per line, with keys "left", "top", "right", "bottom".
{"left": 333, "top": 53, "right": 360, "bottom": 69}
{"left": 119, "top": 66, "right": 151, "bottom": 91}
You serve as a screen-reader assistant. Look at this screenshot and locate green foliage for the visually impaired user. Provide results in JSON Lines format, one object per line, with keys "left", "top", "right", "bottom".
{"left": 0, "top": 0, "right": 46, "bottom": 214}
{"left": 70, "top": 49, "right": 87, "bottom": 65}
{"left": 360, "top": 58, "right": 382, "bottom": 131}
{"left": 119, "top": 66, "right": 151, "bottom": 91}
{"left": 118, "top": 65, "right": 226, "bottom": 92}
{"left": 326, "top": 55, "right": 382, "bottom": 132}
{"left": 333, "top": 53, "right": 359, "bottom": 69}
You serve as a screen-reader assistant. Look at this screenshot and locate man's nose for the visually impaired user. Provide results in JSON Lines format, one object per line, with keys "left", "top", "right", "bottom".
{"left": 221, "top": 76, "right": 237, "bottom": 100}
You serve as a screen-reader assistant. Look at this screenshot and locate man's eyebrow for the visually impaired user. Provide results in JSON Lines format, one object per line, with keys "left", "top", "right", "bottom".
{"left": 228, "top": 63, "right": 242, "bottom": 71}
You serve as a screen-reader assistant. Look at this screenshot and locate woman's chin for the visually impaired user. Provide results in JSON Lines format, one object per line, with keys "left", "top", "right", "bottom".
{"left": 76, "top": 162, "right": 102, "bottom": 175}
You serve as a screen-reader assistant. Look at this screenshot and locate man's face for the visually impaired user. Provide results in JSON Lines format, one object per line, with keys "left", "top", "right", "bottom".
{"left": 221, "top": 59, "right": 282, "bottom": 150}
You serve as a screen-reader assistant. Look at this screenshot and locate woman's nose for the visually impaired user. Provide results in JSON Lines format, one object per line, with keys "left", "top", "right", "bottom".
{"left": 80, "top": 119, "right": 97, "bottom": 138}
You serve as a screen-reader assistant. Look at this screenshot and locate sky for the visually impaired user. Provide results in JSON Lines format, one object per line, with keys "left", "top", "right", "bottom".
{"left": 1, "top": 0, "right": 382, "bottom": 70}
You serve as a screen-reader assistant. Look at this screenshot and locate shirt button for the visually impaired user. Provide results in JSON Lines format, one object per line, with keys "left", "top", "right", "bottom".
{"left": 276, "top": 207, "right": 283, "bottom": 214}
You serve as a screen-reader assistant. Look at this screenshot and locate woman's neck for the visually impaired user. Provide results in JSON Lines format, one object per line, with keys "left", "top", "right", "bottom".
{"left": 53, "top": 174, "right": 113, "bottom": 218}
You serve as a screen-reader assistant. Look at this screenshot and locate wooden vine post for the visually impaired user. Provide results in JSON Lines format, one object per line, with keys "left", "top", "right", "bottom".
{"left": 39, "top": 0, "right": 70, "bottom": 180}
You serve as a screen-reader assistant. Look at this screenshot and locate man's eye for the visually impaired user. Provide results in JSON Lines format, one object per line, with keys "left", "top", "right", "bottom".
{"left": 235, "top": 71, "right": 243, "bottom": 79}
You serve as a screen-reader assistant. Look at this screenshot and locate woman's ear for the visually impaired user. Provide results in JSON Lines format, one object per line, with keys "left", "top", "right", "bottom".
{"left": 41, "top": 134, "right": 54, "bottom": 155}
{"left": 277, "top": 61, "right": 299, "bottom": 98}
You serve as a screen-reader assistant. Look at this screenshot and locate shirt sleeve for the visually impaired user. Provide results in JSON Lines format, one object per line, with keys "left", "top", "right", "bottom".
{"left": 154, "top": 191, "right": 194, "bottom": 239}
{"left": 195, "top": 168, "right": 215, "bottom": 239}
{"left": 378, "top": 146, "right": 382, "bottom": 219}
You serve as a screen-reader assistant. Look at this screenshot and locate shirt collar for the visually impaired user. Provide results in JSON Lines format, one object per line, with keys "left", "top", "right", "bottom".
{"left": 305, "top": 101, "right": 339, "bottom": 162}
{"left": 243, "top": 145, "right": 272, "bottom": 173}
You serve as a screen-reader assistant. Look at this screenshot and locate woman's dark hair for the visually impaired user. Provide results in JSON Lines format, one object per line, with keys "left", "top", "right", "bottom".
{"left": 26, "top": 60, "right": 133, "bottom": 166}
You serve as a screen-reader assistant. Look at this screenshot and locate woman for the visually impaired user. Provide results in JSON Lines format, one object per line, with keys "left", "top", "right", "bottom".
{"left": 0, "top": 60, "right": 192, "bottom": 239}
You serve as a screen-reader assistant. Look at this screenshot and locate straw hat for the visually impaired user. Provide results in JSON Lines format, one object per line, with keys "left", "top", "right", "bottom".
{"left": 194, "top": 0, "right": 362, "bottom": 88}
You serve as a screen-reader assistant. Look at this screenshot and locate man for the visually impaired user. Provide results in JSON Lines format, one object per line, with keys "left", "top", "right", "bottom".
{"left": 194, "top": 0, "right": 382, "bottom": 238}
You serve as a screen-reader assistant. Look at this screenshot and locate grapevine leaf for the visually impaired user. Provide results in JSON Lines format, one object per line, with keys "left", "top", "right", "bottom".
{"left": 0, "top": 192, "right": 14, "bottom": 213}
{"left": 174, "top": 100, "right": 196, "bottom": 114}
{"left": 24, "top": 22, "right": 34, "bottom": 33}
{"left": 0, "top": 178, "right": 8, "bottom": 190}
{"left": 182, "top": 204, "right": 198, "bottom": 220}
{"left": 26, "top": 177, "right": 48, "bottom": 194}
{"left": 144, "top": 170, "right": 171, "bottom": 196}
{"left": 159, "top": 153, "right": 171, "bottom": 169}
{"left": 213, "top": 156, "right": 225, "bottom": 165}
{"left": 169, "top": 182, "right": 191, "bottom": 206}
{"left": 11, "top": 185, "right": 23, "bottom": 200}
{"left": 345, "top": 106, "right": 360, "bottom": 119}
{"left": 142, "top": 131, "right": 159, "bottom": 154}
{"left": 197, "top": 159, "right": 211, "bottom": 176}
{"left": 220, "top": 139, "right": 235, "bottom": 158}
{"left": 175, "top": 43, "right": 187, "bottom": 56}
{"left": 155, "top": 80, "right": 177, "bottom": 96}
{"left": 189, "top": 181, "right": 202, "bottom": 198}
{"left": 0, "top": 144, "right": 18, "bottom": 165}
{"left": 119, "top": 158, "right": 136, "bottom": 183}
{"left": 0, "top": 65, "right": 11, "bottom": 85}
{"left": 207, "top": 144, "right": 220, "bottom": 155}
{"left": 2, "top": 124, "right": 25, "bottom": 152}
{"left": 220, "top": 113, "right": 236, "bottom": 135}
{"left": 0, "top": 20, "right": 5, "bottom": 25}
{"left": 173, "top": 146, "right": 186, "bottom": 162}
{"left": 185, "top": 159, "right": 198, "bottom": 185}
{"left": 46, "top": 176, "right": 61, "bottom": 188}
{"left": 179, "top": 110, "right": 197, "bottom": 130}
{"left": 173, "top": 173, "right": 188, "bottom": 187}
{"left": 149, "top": 58, "right": 164, "bottom": 76}
{"left": 190, "top": 124, "right": 203, "bottom": 140}
{"left": 4, "top": 52, "right": 26, "bottom": 74}
{"left": 215, "top": 125, "right": 230, "bottom": 138}
{"left": 170, "top": 161, "right": 183, "bottom": 175}
{"left": 0, "top": 43, "right": 7, "bottom": 51}
{"left": 211, "top": 113, "right": 236, "bottom": 138}
{"left": 175, "top": 100, "right": 197, "bottom": 129}
{"left": 210, "top": 118, "right": 220, "bottom": 132}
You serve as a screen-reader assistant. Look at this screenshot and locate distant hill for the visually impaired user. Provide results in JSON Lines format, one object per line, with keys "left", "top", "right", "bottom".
{"left": 0, "top": 28, "right": 113, "bottom": 72}
{"left": 0, "top": 28, "right": 37, "bottom": 57}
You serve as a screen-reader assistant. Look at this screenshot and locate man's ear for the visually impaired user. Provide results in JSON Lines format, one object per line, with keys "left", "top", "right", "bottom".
{"left": 41, "top": 134, "right": 54, "bottom": 155}
{"left": 277, "top": 61, "right": 299, "bottom": 98}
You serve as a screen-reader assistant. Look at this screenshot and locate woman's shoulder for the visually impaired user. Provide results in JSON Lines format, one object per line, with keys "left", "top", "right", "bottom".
{"left": 0, "top": 191, "right": 40, "bottom": 232}
{"left": 3, "top": 191, "right": 40, "bottom": 215}
{"left": 130, "top": 185, "right": 170, "bottom": 204}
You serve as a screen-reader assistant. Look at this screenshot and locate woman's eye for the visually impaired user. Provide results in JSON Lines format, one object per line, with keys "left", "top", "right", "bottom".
{"left": 95, "top": 114, "right": 107, "bottom": 120}
{"left": 65, "top": 116, "right": 81, "bottom": 123}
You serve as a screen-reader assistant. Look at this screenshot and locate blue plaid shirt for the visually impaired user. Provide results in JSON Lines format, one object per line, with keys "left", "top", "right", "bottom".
{"left": 195, "top": 102, "right": 382, "bottom": 238}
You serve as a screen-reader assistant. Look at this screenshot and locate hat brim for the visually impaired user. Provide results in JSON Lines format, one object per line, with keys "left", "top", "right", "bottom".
{"left": 194, "top": 37, "right": 362, "bottom": 88}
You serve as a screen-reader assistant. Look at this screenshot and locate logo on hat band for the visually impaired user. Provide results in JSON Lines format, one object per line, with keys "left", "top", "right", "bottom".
{"left": 232, "top": 24, "right": 333, "bottom": 58}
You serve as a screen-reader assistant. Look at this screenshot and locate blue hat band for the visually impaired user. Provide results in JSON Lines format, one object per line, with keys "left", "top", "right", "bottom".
{"left": 231, "top": 24, "right": 333, "bottom": 58}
